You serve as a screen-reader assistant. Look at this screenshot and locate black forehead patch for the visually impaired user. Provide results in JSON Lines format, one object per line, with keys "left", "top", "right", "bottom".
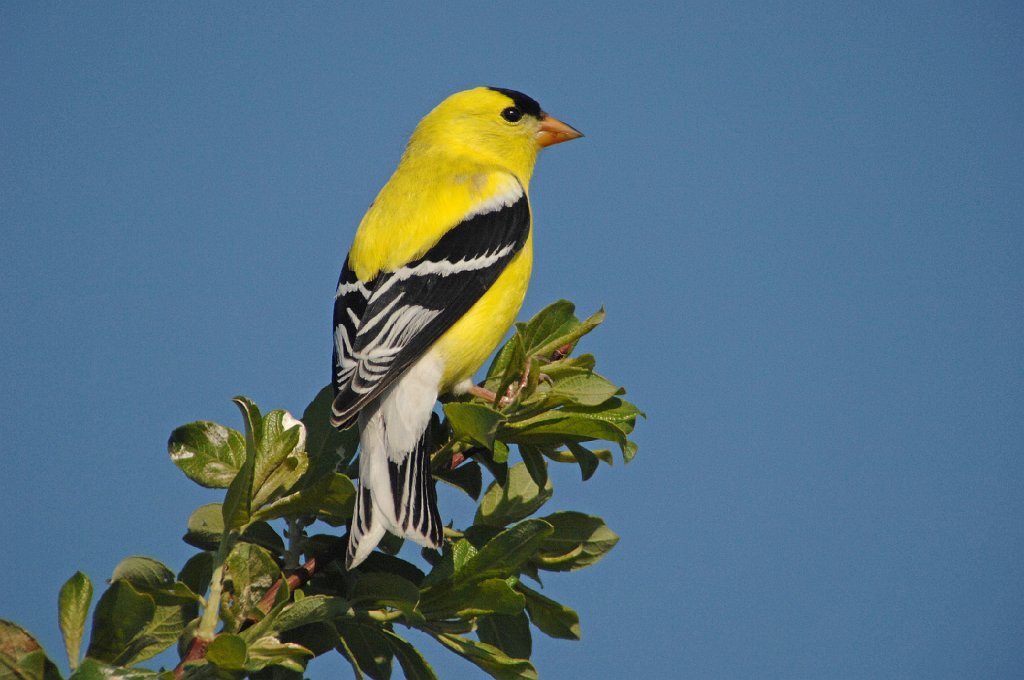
{"left": 488, "top": 87, "right": 543, "bottom": 118}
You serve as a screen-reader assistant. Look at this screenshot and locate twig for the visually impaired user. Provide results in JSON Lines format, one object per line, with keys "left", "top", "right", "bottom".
{"left": 173, "top": 535, "right": 348, "bottom": 678}
{"left": 174, "top": 638, "right": 208, "bottom": 676}
{"left": 283, "top": 516, "right": 311, "bottom": 571}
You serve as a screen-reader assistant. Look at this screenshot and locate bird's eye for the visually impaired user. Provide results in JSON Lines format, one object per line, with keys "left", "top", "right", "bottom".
{"left": 500, "top": 106, "right": 524, "bottom": 123}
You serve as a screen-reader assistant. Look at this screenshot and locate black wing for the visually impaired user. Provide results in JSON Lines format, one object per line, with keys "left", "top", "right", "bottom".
{"left": 331, "top": 183, "right": 530, "bottom": 428}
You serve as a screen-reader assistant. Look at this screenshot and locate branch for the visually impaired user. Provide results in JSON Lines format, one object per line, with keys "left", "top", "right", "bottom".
{"left": 248, "top": 534, "right": 348, "bottom": 620}
{"left": 173, "top": 534, "right": 348, "bottom": 678}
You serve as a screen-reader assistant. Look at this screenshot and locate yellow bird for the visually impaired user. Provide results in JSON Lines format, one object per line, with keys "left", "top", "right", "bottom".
{"left": 331, "top": 87, "right": 582, "bottom": 569}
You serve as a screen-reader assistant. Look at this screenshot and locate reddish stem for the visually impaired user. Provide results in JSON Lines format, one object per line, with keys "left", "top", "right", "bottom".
{"left": 173, "top": 638, "right": 208, "bottom": 678}
{"left": 172, "top": 537, "right": 347, "bottom": 678}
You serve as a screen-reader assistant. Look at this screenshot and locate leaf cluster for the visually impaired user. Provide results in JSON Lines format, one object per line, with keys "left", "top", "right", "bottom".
{"left": 1, "top": 301, "right": 642, "bottom": 680}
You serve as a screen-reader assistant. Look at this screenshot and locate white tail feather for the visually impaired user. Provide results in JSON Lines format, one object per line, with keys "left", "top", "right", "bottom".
{"left": 346, "top": 354, "right": 445, "bottom": 570}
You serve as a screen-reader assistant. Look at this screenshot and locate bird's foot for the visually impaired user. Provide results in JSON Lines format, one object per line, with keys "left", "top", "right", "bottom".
{"left": 466, "top": 384, "right": 498, "bottom": 403}
{"left": 467, "top": 361, "right": 540, "bottom": 409}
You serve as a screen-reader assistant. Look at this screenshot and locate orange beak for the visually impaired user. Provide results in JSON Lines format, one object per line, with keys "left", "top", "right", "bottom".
{"left": 536, "top": 114, "right": 584, "bottom": 148}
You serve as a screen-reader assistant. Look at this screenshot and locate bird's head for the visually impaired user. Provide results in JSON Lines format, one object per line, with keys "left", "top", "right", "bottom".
{"left": 407, "top": 87, "right": 582, "bottom": 183}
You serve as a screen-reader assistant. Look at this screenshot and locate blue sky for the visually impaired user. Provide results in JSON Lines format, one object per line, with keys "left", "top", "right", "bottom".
{"left": 2, "top": 2, "right": 1022, "bottom": 678}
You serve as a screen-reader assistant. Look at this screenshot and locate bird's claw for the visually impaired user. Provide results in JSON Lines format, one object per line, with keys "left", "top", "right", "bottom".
{"left": 467, "top": 360, "right": 542, "bottom": 408}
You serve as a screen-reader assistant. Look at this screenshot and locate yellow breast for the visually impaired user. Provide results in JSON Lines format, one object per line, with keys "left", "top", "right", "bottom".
{"left": 433, "top": 231, "right": 533, "bottom": 392}
{"left": 347, "top": 155, "right": 534, "bottom": 393}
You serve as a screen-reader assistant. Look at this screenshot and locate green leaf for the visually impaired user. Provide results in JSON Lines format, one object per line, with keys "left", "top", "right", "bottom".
{"left": 456, "top": 519, "right": 553, "bottom": 583}
{"left": 241, "top": 595, "right": 352, "bottom": 642}
{"left": 223, "top": 399, "right": 260, "bottom": 531}
{"left": 110, "top": 557, "right": 175, "bottom": 591}
{"left": 251, "top": 410, "right": 305, "bottom": 507}
{"left": 432, "top": 633, "right": 537, "bottom": 680}
{"left": 85, "top": 579, "right": 186, "bottom": 666}
{"left": 178, "top": 552, "right": 214, "bottom": 600}
{"left": 518, "top": 560, "right": 542, "bottom": 588}
{"left": 245, "top": 636, "right": 313, "bottom": 673}
{"left": 183, "top": 503, "right": 224, "bottom": 550}
{"left": 517, "top": 300, "right": 577, "bottom": 354}
{"left": 252, "top": 451, "right": 308, "bottom": 511}
{"left": 533, "top": 447, "right": 574, "bottom": 464}
{"left": 223, "top": 463, "right": 255, "bottom": 531}
{"left": 534, "top": 512, "right": 619, "bottom": 572}
{"left": 517, "top": 584, "right": 580, "bottom": 640}
{"left": 168, "top": 421, "right": 246, "bottom": 488}
{"left": 58, "top": 571, "right": 92, "bottom": 671}
{"left": 93, "top": 561, "right": 197, "bottom": 659}
{"left": 540, "top": 372, "right": 621, "bottom": 408}
{"left": 421, "top": 541, "right": 461, "bottom": 590}
{"left": 135, "top": 601, "right": 193, "bottom": 665}
{"left": 239, "top": 521, "right": 286, "bottom": 557}
{"left": 546, "top": 397, "right": 644, "bottom": 438}
{"left": 523, "top": 355, "right": 543, "bottom": 402}
{"left": 503, "top": 413, "right": 628, "bottom": 454}
{"left": 530, "top": 306, "right": 605, "bottom": 362}
{"left": 333, "top": 633, "right": 366, "bottom": 680}
{"left": 462, "top": 524, "right": 502, "bottom": 551}
{"left": 444, "top": 403, "right": 505, "bottom": 450}
{"left": 565, "top": 442, "right": 599, "bottom": 481}
{"left": 474, "top": 463, "right": 553, "bottom": 528}
{"left": 435, "top": 460, "right": 482, "bottom": 500}
{"left": 357, "top": 553, "right": 426, "bottom": 587}
{"left": 301, "top": 385, "right": 360, "bottom": 477}
{"left": 206, "top": 634, "right": 247, "bottom": 671}
{"left": 221, "top": 543, "right": 283, "bottom": 633}
{"left": 477, "top": 612, "right": 532, "bottom": 661}
{"left": 250, "top": 473, "right": 355, "bottom": 526}
{"left": 0, "top": 620, "right": 63, "bottom": 680}
{"left": 517, "top": 446, "right": 548, "bottom": 490}
{"left": 349, "top": 573, "right": 423, "bottom": 624}
{"left": 421, "top": 578, "right": 524, "bottom": 620}
{"left": 451, "top": 537, "right": 480, "bottom": 572}
{"left": 313, "top": 473, "right": 359, "bottom": 524}
{"left": 592, "top": 447, "right": 615, "bottom": 465}
{"left": 421, "top": 522, "right": 550, "bottom": 624}
{"left": 83, "top": 581, "right": 154, "bottom": 664}
{"left": 484, "top": 331, "right": 526, "bottom": 395}
{"left": 468, "top": 439, "right": 509, "bottom": 488}
{"left": 376, "top": 530, "right": 405, "bottom": 556}
{"left": 537, "top": 353, "right": 596, "bottom": 380}
{"left": 493, "top": 439, "right": 509, "bottom": 465}
{"left": 68, "top": 658, "right": 160, "bottom": 680}
{"left": 269, "top": 619, "right": 342, "bottom": 658}
{"left": 623, "top": 439, "right": 639, "bottom": 463}
{"left": 381, "top": 631, "right": 437, "bottom": 680}
{"left": 232, "top": 396, "right": 263, "bottom": 440}
{"left": 334, "top": 622, "right": 392, "bottom": 680}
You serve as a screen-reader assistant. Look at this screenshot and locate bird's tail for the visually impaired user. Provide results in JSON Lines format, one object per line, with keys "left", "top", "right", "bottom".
{"left": 346, "top": 392, "right": 443, "bottom": 570}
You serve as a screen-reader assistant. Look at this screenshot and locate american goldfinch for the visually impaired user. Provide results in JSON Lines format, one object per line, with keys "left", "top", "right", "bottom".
{"left": 331, "top": 87, "right": 582, "bottom": 569}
